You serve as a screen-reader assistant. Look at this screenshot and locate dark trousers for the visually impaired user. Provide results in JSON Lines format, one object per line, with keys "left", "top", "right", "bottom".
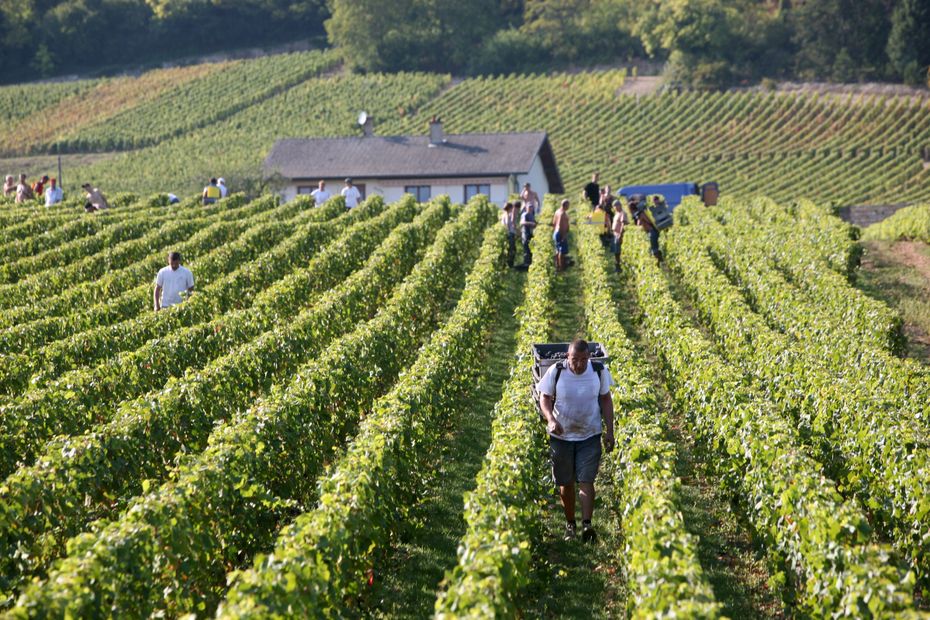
{"left": 649, "top": 228, "right": 661, "bottom": 256}
{"left": 522, "top": 233, "right": 533, "bottom": 265}
{"left": 507, "top": 232, "right": 516, "bottom": 267}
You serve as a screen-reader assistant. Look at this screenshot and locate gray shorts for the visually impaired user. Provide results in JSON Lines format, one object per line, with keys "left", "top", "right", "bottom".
{"left": 550, "top": 434, "right": 602, "bottom": 485}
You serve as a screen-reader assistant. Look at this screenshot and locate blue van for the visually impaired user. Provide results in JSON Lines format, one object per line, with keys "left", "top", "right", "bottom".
{"left": 618, "top": 182, "right": 719, "bottom": 210}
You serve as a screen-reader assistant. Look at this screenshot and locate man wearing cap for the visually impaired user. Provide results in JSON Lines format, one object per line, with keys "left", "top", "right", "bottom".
{"left": 341, "top": 178, "right": 361, "bottom": 209}
{"left": 82, "top": 183, "right": 109, "bottom": 211}
{"left": 154, "top": 251, "right": 194, "bottom": 311}
{"left": 217, "top": 178, "right": 228, "bottom": 198}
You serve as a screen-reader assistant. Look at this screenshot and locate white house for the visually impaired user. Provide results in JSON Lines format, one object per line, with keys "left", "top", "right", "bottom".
{"left": 263, "top": 120, "right": 563, "bottom": 206}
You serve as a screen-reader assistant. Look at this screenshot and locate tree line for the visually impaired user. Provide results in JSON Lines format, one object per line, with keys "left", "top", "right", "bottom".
{"left": 0, "top": 0, "right": 328, "bottom": 83}
{"left": 2, "top": 0, "right": 929, "bottom": 88}
{"left": 327, "top": 0, "right": 930, "bottom": 88}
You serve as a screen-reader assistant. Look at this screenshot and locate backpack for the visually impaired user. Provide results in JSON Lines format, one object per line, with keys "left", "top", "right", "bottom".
{"left": 551, "top": 360, "right": 604, "bottom": 402}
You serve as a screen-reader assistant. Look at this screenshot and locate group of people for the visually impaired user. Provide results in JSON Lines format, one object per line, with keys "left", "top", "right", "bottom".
{"left": 500, "top": 173, "right": 664, "bottom": 278}
{"left": 306, "top": 178, "right": 362, "bottom": 209}
{"left": 584, "top": 172, "right": 664, "bottom": 266}
{"left": 3, "top": 173, "right": 63, "bottom": 206}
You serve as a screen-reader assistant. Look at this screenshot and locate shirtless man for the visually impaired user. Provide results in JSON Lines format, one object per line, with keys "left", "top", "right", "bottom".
{"left": 611, "top": 200, "right": 626, "bottom": 270}
{"left": 551, "top": 198, "right": 570, "bottom": 272}
{"left": 521, "top": 182, "right": 540, "bottom": 214}
{"left": 15, "top": 174, "right": 34, "bottom": 203}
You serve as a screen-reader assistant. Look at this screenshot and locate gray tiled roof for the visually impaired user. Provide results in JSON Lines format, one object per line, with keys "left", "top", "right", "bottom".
{"left": 264, "top": 132, "right": 562, "bottom": 191}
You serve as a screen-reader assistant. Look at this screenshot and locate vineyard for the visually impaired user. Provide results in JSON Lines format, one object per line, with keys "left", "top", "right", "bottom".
{"left": 1, "top": 53, "right": 929, "bottom": 203}
{"left": 1, "top": 50, "right": 930, "bottom": 617}
{"left": 0, "top": 185, "right": 923, "bottom": 617}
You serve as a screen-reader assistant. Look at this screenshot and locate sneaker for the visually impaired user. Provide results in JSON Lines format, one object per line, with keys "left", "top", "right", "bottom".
{"left": 563, "top": 522, "right": 577, "bottom": 541}
{"left": 582, "top": 524, "right": 597, "bottom": 543}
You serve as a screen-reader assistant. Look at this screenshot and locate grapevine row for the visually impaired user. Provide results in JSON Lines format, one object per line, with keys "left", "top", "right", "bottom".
{"left": 434, "top": 202, "right": 556, "bottom": 617}
{"left": 218, "top": 222, "right": 507, "bottom": 617}
{"left": 625, "top": 225, "right": 919, "bottom": 615}
{"left": 0, "top": 198, "right": 447, "bottom": 601}
{"left": 574, "top": 220, "right": 721, "bottom": 618}
{"left": 7, "top": 199, "right": 494, "bottom": 616}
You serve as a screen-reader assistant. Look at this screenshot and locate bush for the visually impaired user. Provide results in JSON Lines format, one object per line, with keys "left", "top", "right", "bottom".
{"left": 468, "top": 29, "right": 551, "bottom": 75}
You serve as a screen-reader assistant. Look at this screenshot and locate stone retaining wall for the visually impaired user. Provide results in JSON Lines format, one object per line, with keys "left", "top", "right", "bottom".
{"left": 836, "top": 204, "right": 911, "bottom": 228}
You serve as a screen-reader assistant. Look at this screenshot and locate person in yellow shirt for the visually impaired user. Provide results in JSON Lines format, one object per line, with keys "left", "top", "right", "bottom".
{"left": 202, "top": 178, "right": 221, "bottom": 205}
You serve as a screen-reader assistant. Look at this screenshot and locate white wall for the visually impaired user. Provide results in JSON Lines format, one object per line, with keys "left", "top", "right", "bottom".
{"left": 515, "top": 155, "right": 550, "bottom": 202}
{"left": 282, "top": 164, "right": 551, "bottom": 208}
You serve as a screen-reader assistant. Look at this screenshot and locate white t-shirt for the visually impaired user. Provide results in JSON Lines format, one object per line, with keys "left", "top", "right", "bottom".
{"left": 310, "top": 188, "right": 331, "bottom": 205}
{"left": 45, "top": 186, "right": 63, "bottom": 206}
{"left": 537, "top": 360, "right": 613, "bottom": 441}
{"left": 341, "top": 185, "right": 361, "bottom": 208}
{"left": 155, "top": 265, "right": 194, "bottom": 308}
{"left": 218, "top": 182, "right": 228, "bottom": 197}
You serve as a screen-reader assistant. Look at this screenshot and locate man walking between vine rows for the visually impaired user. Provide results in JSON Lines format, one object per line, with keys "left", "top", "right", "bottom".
{"left": 537, "top": 338, "right": 615, "bottom": 542}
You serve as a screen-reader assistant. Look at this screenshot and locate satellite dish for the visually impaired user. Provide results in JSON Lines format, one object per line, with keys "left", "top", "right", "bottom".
{"left": 358, "top": 111, "right": 368, "bottom": 126}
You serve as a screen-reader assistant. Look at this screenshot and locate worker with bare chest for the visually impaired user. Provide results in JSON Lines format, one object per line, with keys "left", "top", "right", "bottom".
{"left": 551, "top": 199, "right": 570, "bottom": 272}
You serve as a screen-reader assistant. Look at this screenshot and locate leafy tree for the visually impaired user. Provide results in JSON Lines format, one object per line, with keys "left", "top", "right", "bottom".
{"left": 789, "top": 0, "right": 892, "bottom": 81}
{"left": 326, "top": 0, "right": 498, "bottom": 72}
{"left": 522, "top": 0, "right": 639, "bottom": 66}
{"left": 886, "top": 0, "right": 930, "bottom": 85}
{"left": 30, "top": 43, "right": 55, "bottom": 76}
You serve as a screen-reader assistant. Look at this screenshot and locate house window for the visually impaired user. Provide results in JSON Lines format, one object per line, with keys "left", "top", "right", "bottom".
{"left": 297, "top": 186, "right": 314, "bottom": 195}
{"left": 464, "top": 184, "right": 490, "bottom": 201}
{"left": 404, "top": 185, "right": 431, "bottom": 202}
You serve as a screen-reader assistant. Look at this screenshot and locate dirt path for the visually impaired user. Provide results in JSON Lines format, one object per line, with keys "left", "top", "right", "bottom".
{"left": 895, "top": 240, "right": 930, "bottom": 284}
{"left": 858, "top": 240, "right": 930, "bottom": 364}
{"left": 616, "top": 75, "right": 661, "bottom": 97}
{"left": 524, "top": 246, "right": 624, "bottom": 618}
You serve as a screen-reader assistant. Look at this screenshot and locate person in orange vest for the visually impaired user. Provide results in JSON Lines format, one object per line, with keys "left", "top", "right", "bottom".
{"left": 32, "top": 175, "right": 49, "bottom": 197}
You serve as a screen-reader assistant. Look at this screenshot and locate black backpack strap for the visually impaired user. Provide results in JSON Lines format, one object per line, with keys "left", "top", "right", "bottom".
{"left": 552, "top": 361, "right": 564, "bottom": 402}
{"left": 553, "top": 360, "right": 603, "bottom": 402}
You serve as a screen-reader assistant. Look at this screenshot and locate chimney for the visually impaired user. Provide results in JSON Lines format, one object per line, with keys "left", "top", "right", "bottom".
{"left": 362, "top": 115, "right": 374, "bottom": 137}
{"left": 428, "top": 116, "right": 445, "bottom": 147}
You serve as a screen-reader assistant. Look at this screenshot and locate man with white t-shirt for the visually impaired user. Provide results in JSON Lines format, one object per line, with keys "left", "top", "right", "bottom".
{"left": 341, "top": 178, "right": 361, "bottom": 209}
{"left": 537, "top": 338, "right": 614, "bottom": 542}
{"left": 154, "top": 251, "right": 195, "bottom": 311}
{"left": 310, "top": 180, "right": 331, "bottom": 206}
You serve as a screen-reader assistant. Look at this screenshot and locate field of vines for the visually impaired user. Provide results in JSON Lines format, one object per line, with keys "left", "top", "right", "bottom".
{"left": 3, "top": 53, "right": 928, "bottom": 202}
{"left": 1, "top": 50, "right": 930, "bottom": 617}
{"left": 0, "top": 183, "right": 925, "bottom": 617}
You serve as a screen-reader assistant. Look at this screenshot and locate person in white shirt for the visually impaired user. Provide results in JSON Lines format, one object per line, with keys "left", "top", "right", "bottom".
{"left": 341, "top": 177, "right": 361, "bottom": 209}
{"left": 44, "top": 177, "right": 63, "bottom": 207}
{"left": 310, "top": 180, "right": 331, "bottom": 206}
{"left": 537, "top": 338, "right": 614, "bottom": 542}
{"left": 154, "top": 251, "right": 195, "bottom": 311}
{"left": 217, "top": 177, "right": 228, "bottom": 198}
